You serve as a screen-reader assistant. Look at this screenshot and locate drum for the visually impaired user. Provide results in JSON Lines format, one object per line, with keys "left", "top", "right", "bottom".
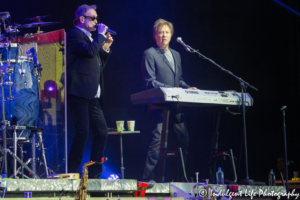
{"left": 0, "top": 43, "right": 19, "bottom": 61}
{"left": 0, "top": 61, "right": 39, "bottom": 138}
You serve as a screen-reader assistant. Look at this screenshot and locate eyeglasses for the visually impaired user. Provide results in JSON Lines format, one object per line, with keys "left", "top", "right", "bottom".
{"left": 83, "top": 15, "right": 98, "bottom": 21}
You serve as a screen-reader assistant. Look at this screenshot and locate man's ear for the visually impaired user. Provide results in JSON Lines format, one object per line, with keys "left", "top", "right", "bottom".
{"left": 80, "top": 16, "right": 85, "bottom": 24}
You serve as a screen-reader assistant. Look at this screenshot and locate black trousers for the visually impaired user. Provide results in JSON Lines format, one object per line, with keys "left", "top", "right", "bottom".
{"left": 142, "top": 108, "right": 189, "bottom": 182}
{"left": 67, "top": 94, "right": 108, "bottom": 178}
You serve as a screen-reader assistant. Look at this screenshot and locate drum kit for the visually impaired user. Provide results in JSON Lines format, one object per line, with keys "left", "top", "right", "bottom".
{"left": 0, "top": 11, "right": 59, "bottom": 178}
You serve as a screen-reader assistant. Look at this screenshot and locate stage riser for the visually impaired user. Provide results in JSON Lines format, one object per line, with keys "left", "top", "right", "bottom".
{"left": 3, "top": 179, "right": 287, "bottom": 200}
{"left": 5, "top": 179, "right": 137, "bottom": 192}
{"left": 2, "top": 198, "right": 182, "bottom": 200}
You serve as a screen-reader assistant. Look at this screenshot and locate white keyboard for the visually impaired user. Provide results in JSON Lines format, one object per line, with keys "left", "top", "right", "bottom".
{"left": 131, "top": 87, "right": 253, "bottom": 106}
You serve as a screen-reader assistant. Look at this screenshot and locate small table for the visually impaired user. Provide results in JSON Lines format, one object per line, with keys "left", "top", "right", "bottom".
{"left": 108, "top": 131, "right": 140, "bottom": 179}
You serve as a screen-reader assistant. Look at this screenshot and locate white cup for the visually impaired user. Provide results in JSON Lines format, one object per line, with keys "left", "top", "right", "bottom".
{"left": 116, "top": 121, "right": 124, "bottom": 132}
{"left": 127, "top": 121, "right": 135, "bottom": 131}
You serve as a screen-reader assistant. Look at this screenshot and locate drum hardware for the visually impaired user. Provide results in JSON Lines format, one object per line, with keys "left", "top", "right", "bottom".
{"left": 23, "top": 33, "right": 34, "bottom": 39}
{"left": 1, "top": 121, "right": 10, "bottom": 126}
{"left": 0, "top": 29, "right": 19, "bottom": 42}
{"left": 18, "top": 60, "right": 26, "bottom": 79}
{"left": 16, "top": 158, "right": 32, "bottom": 179}
{"left": 17, "top": 21, "right": 60, "bottom": 35}
{"left": 26, "top": 46, "right": 42, "bottom": 79}
{"left": 0, "top": 126, "right": 50, "bottom": 179}
{"left": 17, "top": 22, "right": 60, "bottom": 29}
{"left": 0, "top": 12, "right": 11, "bottom": 36}
{"left": 20, "top": 71, "right": 25, "bottom": 79}
{"left": 5, "top": 67, "right": 13, "bottom": 73}
{"left": 0, "top": 43, "right": 20, "bottom": 61}
{"left": 25, "top": 15, "right": 49, "bottom": 22}
{"left": 12, "top": 142, "right": 54, "bottom": 179}
{"left": 0, "top": 57, "right": 32, "bottom": 64}
{"left": 0, "top": 13, "right": 47, "bottom": 179}
{"left": 20, "top": 43, "right": 37, "bottom": 58}
{"left": 15, "top": 157, "right": 54, "bottom": 179}
{"left": 0, "top": 12, "right": 10, "bottom": 20}
{"left": 5, "top": 96, "right": 14, "bottom": 101}
{"left": 2, "top": 81, "right": 13, "bottom": 86}
{"left": 0, "top": 21, "right": 38, "bottom": 177}
{"left": 4, "top": 148, "right": 39, "bottom": 179}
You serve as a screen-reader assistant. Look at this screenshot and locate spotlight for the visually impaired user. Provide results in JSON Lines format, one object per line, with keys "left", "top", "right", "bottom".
{"left": 108, "top": 174, "right": 119, "bottom": 180}
{"left": 47, "top": 86, "right": 55, "bottom": 92}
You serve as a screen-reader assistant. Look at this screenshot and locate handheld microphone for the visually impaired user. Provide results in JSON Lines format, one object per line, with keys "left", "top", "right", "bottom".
{"left": 106, "top": 29, "right": 116, "bottom": 35}
{"left": 96, "top": 25, "right": 116, "bottom": 35}
{"left": 177, "top": 37, "right": 191, "bottom": 52}
{"left": 95, "top": 24, "right": 116, "bottom": 35}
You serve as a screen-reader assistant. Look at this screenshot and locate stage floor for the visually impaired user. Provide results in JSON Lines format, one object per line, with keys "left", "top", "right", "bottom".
{"left": 3, "top": 179, "right": 288, "bottom": 199}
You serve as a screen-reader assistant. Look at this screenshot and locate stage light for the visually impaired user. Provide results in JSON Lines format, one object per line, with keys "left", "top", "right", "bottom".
{"left": 47, "top": 86, "right": 55, "bottom": 92}
{"left": 108, "top": 174, "right": 119, "bottom": 180}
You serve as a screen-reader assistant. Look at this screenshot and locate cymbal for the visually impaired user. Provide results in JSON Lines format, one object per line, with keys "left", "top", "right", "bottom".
{"left": 25, "top": 15, "right": 49, "bottom": 22}
{"left": 17, "top": 22, "right": 60, "bottom": 28}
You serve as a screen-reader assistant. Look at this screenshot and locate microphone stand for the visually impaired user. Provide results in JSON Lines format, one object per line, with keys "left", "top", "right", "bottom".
{"left": 280, "top": 106, "right": 289, "bottom": 193}
{"left": 186, "top": 45, "right": 258, "bottom": 185}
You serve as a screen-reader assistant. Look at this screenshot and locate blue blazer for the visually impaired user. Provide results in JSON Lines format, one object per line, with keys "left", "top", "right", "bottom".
{"left": 141, "top": 46, "right": 190, "bottom": 89}
{"left": 67, "top": 27, "right": 110, "bottom": 100}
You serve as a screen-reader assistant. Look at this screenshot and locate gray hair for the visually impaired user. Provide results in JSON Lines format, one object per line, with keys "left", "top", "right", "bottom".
{"left": 75, "top": 4, "right": 97, "bottom": 25}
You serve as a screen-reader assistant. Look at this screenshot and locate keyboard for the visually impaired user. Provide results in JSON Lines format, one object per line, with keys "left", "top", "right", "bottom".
{"left": 131, "top": 87, "right": 253, "bottom": 106}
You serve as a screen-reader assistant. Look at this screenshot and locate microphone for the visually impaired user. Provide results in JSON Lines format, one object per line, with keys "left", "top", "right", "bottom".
{"left": 177, "top": 37, "right": 191, "bottom": 52}
{"left": 280, "top": 105, "right": 287, "bottom": 111}
{"left": 95, "top": 25, "right": 116, "bottom": 35}
{"left": 107, "top": 29, "right": 116, "bottom": 35}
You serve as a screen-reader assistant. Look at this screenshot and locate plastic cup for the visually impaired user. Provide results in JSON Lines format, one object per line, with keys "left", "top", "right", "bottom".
{"left": 127, "top": 121, "right": 135, "bottom": 131}
{"left": 116, "top": 121, "right": 124, "bottom": 132}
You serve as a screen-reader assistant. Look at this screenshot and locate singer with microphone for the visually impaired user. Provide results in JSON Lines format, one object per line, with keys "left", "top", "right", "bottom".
{"left": 141, "top": 19, "right": 198, "bottom": 185}
{"left": 67, "top": 4, "right": 113, "bottom": 178}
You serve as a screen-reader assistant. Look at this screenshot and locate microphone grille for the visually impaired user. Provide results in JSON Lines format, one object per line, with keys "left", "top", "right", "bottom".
{"left": 176, "top": 37, "right": 182, "bottom": 42}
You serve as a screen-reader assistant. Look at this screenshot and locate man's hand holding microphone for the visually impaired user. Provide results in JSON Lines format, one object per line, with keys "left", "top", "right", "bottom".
{"left": 97, "top": 23, "right": 114, "bottom": 51}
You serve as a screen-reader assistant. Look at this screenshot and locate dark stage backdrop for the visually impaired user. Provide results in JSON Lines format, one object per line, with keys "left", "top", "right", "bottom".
{"left": 2, "top": 0, "right": 299, "bottom": 182}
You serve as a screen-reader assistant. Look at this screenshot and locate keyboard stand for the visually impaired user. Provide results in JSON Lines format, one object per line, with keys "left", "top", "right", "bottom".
{"left": 149, "top": 104, "right": 173, "bottom": 183}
